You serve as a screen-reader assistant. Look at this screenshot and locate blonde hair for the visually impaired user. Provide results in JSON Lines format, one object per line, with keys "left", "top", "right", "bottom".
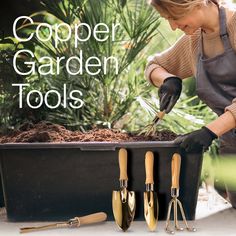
{"left": 149, "top": 0, "right": 233, "bottom": 19}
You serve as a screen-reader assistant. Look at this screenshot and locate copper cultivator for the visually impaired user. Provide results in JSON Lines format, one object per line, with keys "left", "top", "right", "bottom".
{"left": 165, "top": 153, "right": 196, "bottom": 234}
{"left": 139, "top": 110, "right": 166, "bottom": 137}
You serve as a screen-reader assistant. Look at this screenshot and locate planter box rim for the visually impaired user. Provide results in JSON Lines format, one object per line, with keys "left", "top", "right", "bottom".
{"left": 0, "top": 141, "right": 178, "bottom": 150}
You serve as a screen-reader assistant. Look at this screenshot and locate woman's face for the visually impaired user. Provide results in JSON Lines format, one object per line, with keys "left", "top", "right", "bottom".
{"left": 161, "top": 6, "right": 205, "bottom": 35}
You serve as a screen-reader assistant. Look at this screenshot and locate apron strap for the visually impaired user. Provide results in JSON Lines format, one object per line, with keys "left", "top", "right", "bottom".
{"left": 219, "top": 7, "right": 231, "bottom": 50}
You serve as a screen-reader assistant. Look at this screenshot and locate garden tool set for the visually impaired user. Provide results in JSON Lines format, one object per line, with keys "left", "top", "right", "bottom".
{"left": 19, "top": 150, "right": 196, "bottom": 234}
{"left": 113, "top": 150, "right": 196, "bottom": 234}
{"left": 19, "top": 212, "right": 107, "bottom": 233}
{"left": 112, "top": 148, "right": 136, "bottom": 231}
{"left": 165, "top": 153, "right": 196, "bottom": 234}
{"left": 144, "top": 151, "right": 158, "bottom": 231}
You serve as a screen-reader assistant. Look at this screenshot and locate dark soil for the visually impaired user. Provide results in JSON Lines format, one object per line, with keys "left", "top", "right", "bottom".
{"left": 0, "top": 121, "right": 177, "bottom": 143}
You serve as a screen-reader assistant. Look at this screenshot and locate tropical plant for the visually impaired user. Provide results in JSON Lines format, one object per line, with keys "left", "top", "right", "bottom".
{"left": 0, "top": 0, "right": 161, "bottom": 131}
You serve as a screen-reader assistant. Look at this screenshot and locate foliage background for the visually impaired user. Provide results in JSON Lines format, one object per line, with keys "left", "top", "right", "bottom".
{"left": 0, "top": 0, "right": 217, "bottom": 134}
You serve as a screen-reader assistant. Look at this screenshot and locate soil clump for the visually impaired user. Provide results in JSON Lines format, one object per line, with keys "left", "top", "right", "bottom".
{"left": 0, "top": 121, "right": 177, "bottom": 143}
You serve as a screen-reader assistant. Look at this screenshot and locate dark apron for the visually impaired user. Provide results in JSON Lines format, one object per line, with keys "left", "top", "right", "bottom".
{"left": 196, "top": 6, "right": 236, "bottom": 207}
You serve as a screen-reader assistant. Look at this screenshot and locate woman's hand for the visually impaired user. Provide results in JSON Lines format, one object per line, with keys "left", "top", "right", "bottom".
{"left": 158, "top": 76, "right": 182, "bottom": 113}
{"left": 174, "top": 127, "right": 218, "bottom": 153}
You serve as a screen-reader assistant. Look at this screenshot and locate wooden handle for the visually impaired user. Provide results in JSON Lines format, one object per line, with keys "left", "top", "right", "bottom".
{"left": 171, "top": 153, "right": 181, "bottom": 189}
{"left": 145, "top": 151, "right": 154, "bottom": 184}
{"left": 119, "top": 148, "right": 128, "bottom": 181}
{"left": 158, "top": 111, "right": 165, "bottom": 119}
{"left": 19, "top": 213, "right": 107, "bottom": 233}
{"left": 79, "top": 212, "right": 107, "bottom": 226}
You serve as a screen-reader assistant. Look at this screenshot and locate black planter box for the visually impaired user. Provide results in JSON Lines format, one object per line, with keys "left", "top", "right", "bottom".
{"left": 0, "top": 142, "right": 203, "bottom": 222}
{"left": 0, "top": 175, "right": 4, "bottom": 207}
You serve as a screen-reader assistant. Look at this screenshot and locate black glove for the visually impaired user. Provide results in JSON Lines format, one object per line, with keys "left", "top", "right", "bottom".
{"left": 158, "top": 76, "right": 182, "bottom": 113}
{"left": 174, "top": 127, "right": 218, "bottom": 153}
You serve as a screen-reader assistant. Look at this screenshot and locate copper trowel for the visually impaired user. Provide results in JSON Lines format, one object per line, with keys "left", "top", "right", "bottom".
{"left": 112, "top": 148, "right": 136, "bottom": 231}
{"left": 144, "top": 151, "right": 158, "bottom": 231}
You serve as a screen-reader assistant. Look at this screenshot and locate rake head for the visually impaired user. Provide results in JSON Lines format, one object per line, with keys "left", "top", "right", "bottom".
{"left": 165, "top": 190, "right": 196, "bottom": 234}
{"left": 138, "top": 111, "right": 165, "bottom": 137}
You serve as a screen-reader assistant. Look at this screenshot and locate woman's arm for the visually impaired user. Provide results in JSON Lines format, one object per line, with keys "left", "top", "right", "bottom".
{"left": 145, "top": 34, "right": 195, "bottom": 113}
{"left": 174, "top": 110, "right": 236, "bottom": 153}
{"left": 206, "top": 111, "right": 236, "bottom": 137}
{"left": 145, "top": 34, "right": 194, "bottom": 86}
{"left": 209, "top": 99, "right": 236, "bottom": 136}
{"left": 149, "top": 67, "right": 176, "bottom": 87}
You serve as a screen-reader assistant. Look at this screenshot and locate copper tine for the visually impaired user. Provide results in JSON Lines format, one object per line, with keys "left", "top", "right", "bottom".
{"left": 143, "top": 111, "right": 166, "bottom": 137}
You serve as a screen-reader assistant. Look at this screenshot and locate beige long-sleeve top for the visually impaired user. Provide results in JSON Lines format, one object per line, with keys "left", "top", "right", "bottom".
{"left": 145, "top": 8, "right": 236, "bottom": 120}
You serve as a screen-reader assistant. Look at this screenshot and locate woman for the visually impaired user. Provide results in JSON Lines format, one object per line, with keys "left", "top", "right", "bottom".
{"left": 145, "top": 0, "right": 236, "bottom": 208}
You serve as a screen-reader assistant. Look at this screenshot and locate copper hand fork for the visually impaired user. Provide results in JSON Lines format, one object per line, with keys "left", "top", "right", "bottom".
{"left": 139, "top": 110, "right": 165, "bottom": 137}
{"left": 165, "top": 153, "right": 196, "bottom": 234}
